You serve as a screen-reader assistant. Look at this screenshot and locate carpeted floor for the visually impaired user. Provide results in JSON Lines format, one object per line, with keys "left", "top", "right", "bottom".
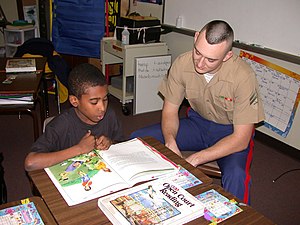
{"left": 1, "top": 94, "right": 300, "bottom": 225}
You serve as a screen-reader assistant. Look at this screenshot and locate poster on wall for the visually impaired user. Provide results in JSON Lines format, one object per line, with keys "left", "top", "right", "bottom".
{"left": 107, "top": 0, "right": 121, "bottom": 33}
{"left": 240, "top": 51, "right": 300, "bottom": 137}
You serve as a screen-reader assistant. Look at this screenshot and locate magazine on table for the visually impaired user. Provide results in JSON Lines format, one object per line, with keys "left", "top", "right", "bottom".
{"left": 0, "top": 201, "right": 44, "bottom": 225}
{"left": 195, "top": 189, "right": 243, "bottom": 223}
{"left": 44, "top": 138, "right": 178, "bottom": 206}
{"left": 98, "top": 178, "right": 205, "bottom": 225}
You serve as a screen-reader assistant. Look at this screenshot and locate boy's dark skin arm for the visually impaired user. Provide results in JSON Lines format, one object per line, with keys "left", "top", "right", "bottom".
{"left": 25, "top": 131, "right": 112, "bottom": 171}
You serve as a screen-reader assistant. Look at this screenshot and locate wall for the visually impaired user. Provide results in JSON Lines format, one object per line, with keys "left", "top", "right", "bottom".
{"left": 163, "top": 0, "right": 300, "bottom": 57}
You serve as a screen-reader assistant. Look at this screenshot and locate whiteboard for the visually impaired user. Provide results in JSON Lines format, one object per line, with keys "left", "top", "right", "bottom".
{"left": 134, "top": 55, "right": 172, "bottom": 115}
{"left": 163, "top": 0, "right": 300, "bottom": 57}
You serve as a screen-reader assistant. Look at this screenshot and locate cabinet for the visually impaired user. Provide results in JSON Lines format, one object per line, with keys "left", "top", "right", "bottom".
{"left": 4, "top": 27, "right": 38, "bottom": 57}
{"left": 101, "top": 37, "right": 168, "bottom": 114}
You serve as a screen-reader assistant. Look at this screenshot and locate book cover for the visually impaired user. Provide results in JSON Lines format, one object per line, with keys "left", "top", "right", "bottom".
{"left": 168, "top": 166, "right": 203, "bottom": 189}
{"left": 5, "top": 58, "right": 36, "bottom": 73}
{"left": 0, "top": 201, "right": 44, "bottom": 225}
{"left": 44, "top": 138, "right": 178, "bottom": 206}
{"left": 98, "top": 179, "right": 205, "bottom": 225}
{"left": 195, "top": 189, "right": 243, "bottom": 224}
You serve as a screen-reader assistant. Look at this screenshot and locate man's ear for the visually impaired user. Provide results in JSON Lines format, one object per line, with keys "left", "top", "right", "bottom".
{"left": 223, "top": 50, "right": 233, "bottom": 62}
{"left": 69, "top": 95, "right": 79, "bottom": 107}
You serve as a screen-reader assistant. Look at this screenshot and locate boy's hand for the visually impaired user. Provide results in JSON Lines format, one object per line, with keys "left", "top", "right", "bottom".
{"left": 95, "top": 136, "right": 112, "bottom": 150}
{"left": 77, "top": 130, "right": 96, "bottom": 154}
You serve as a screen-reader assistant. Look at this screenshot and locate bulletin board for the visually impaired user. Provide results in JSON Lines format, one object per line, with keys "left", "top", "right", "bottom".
{"left": 240, "top": 51, "right": 300, "bottom": 138}
{"left": 231, "top": 47, "right": 300, "bottom": 150}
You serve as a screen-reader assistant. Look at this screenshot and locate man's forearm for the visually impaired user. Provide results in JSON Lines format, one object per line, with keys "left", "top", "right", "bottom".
{"left": 161, "top": 109, "right": 179, "bottom": 144}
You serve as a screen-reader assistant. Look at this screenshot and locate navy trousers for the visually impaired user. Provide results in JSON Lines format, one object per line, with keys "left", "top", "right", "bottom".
{"left": 130, "top": 108, "right": 254, "bottom": 204}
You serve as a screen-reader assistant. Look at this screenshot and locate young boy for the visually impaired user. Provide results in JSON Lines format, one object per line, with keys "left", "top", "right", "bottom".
{"left": 25, "top": 63, "right": 124, "bottom": 171}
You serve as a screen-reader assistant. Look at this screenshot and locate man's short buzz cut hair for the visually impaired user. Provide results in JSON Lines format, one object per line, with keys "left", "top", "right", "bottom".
{"left": 200, "top": 20, "right": 234, "bottom": 50}
{"left": 68, "top": 63, "right": 107, "bottom": 99}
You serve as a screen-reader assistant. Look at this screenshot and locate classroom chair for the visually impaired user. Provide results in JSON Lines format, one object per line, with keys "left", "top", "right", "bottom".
{"left": 14, "top": 38, "right": 70, "bottom": 116}
{"left": 43, "top": 116, "right": 55, "bottom": 133}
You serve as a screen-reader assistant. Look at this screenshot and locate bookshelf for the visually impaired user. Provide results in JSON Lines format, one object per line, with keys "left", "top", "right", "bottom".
{"left": 4, "top": 26, "right": 38, "bottom": 57}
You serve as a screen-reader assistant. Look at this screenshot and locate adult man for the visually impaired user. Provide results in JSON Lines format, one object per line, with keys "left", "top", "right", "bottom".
{"left": 131, "top": 20, "right": 265, "bottom": 203}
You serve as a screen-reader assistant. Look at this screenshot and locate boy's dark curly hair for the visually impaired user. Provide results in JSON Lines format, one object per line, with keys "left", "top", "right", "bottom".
{"left": 68, "top": 63, "right": 107, "bottom": 99}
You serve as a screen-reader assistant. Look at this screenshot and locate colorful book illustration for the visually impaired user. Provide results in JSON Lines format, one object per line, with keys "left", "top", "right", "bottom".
{"left": 98, "top": 179, "right": 205, "bottom": 225}
{"left": 0, "top": 202, "right": 44, "bottom": 225}
{"left": 195, "top": 189, "right": 243, "bottom": 224}
{"left": 45, "top": 138, "right": 178, "bottom": 206}
{"left": 5, "top": 58, "right": 36, "bottom": 73}
{"left": 168, "top": 166, "right": 203, "bottom": 189}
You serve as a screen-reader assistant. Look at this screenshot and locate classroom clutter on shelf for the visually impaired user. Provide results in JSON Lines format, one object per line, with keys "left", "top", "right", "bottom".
{"left": 116, "top": 15, "right": 161, "bottom": 44}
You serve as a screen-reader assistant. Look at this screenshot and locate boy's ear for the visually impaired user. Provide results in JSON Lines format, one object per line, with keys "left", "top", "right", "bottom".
{"left": 69, "top": 95, "right": 79, "bottom": 107}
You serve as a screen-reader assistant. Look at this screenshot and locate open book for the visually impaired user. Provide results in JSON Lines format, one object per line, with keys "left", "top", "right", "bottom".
{"left": 98, "top": 179, "right": 205, "bottom": 225}
{"left": 44, "top": 138, "right": 178, "bottom": 206}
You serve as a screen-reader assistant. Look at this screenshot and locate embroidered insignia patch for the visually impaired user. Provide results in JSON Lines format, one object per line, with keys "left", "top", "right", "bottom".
{"left": 250, "top": 92, "right": 258, "bottom": 109}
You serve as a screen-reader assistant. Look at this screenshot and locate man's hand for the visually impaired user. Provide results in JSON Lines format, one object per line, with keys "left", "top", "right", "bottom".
{"left": 165, "top": 141, "right": 182, "bottom": 158}
{"left": 185, "top": 152, "right": 202, "bottom": 167}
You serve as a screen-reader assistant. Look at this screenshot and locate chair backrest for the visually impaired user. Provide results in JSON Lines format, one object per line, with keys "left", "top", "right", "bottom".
{"left": 14, "top": 38, "right": 70, "bottom": 89}
{"left": 43, "top": 116, "right": 55, "bottom": 133}
{"left": 14, "top": 37, "right": 54, "bottom": 58}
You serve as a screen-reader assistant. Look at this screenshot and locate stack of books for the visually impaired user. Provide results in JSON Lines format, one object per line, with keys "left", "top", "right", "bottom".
{"left": 0, "top": 93, "right": 34, "bottom": 105}
{"left": 0, "top": 58, "right": 37, "bottom": 105}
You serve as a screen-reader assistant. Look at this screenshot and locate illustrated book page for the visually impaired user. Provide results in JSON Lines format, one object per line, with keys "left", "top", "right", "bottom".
{"left": 0, "top": 202, "right": 44, "bottom": 225}
{"left": 98, "top": 179, "right": 205, "bottom": 225}
{"left": 5, "top": 58, "right": 36, "bottom": 73}
{"left": 44, "top": 138, "right": 178, "bottom": 206}
{"left": 195, "top": 189, "right": 243, "bottom": 224}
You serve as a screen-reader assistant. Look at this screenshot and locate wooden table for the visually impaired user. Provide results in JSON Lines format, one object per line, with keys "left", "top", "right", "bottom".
{"left": 0, "top": 196, "right": 57, "bottom": 224}
{"left": 28, "top": 137, "right": 274, "bottom": 224}
{"left": 0, "top": 57, "right": 47, "bottom": 140}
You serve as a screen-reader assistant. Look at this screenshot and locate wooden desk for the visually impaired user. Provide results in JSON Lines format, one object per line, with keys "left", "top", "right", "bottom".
{"left": 0, "top": 57, "right": 47, "bottom": 140}
{"left": 27, "top": 137, "right": 274, "bottom": 224}
{"left": 0, "top": 196, "right": 57, "bottom": 224}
